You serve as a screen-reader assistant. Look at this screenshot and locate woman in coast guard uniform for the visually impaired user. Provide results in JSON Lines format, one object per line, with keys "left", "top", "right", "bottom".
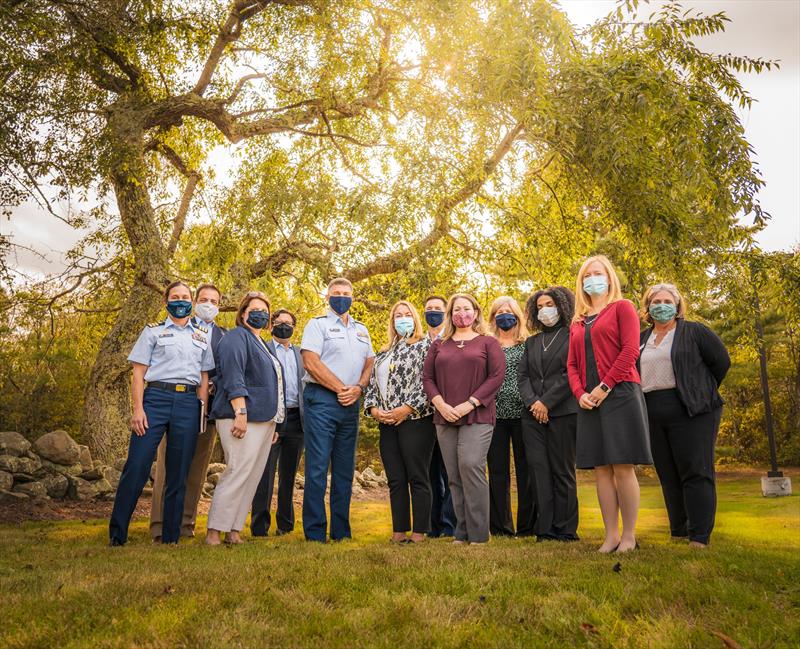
{"left": 109, "top": 280, "right": 214, "bottom": 546}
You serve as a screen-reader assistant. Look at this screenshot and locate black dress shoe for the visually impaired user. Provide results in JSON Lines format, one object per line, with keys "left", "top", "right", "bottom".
{"left": 275, "top": 528, "right": 291, "bottom": 537}
{"left": 109, "top": 538, "right": 125, "bottom": 547}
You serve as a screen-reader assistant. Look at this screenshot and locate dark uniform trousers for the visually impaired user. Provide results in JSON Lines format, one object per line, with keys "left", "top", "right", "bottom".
{"left": 429, "top": 437, "right": 456, "bottom": 537}
{"left": 251, "top": 407, "right": 304, "bottom": 536}
{"left": 302, "top": 383, "right": 359, "bottom": 542}
{"left": 110, "top": 387, "right": 200, "bottom": 544}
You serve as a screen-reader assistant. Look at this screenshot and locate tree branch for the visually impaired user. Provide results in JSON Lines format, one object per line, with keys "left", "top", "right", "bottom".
{"left": 342, "top": 121, "right": 525, "bottom": 282}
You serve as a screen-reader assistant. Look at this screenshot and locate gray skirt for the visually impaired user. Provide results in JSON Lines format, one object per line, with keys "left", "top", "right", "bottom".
{"left": 576, "top": 382, "right": 653, "bottom": 469}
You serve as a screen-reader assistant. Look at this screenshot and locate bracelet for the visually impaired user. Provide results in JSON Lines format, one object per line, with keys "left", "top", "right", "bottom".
{"left": 468, "top": 397, "right": 479, "bottom": 409}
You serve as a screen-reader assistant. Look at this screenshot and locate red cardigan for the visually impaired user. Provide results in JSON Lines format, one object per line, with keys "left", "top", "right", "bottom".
{"left": 567, "top": 300, "right": 641, "bottom": 400}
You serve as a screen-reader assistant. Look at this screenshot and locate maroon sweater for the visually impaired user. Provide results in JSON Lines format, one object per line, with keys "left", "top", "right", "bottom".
{"left": 567, "top": 299, "right": 642, "bottom": 400}
{"left": 423, "top": 335, "right": 506, "bottom": 426}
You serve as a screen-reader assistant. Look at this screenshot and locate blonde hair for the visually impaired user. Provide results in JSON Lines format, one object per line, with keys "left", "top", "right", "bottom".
{"left": 488, "top": 296, "right": 529, "bottom": 344}
{"left": 640, "top": 283, "right": 686, "bottom": 324}
{"left": 573, "top": 255, "right": 624, "bottom": 322}
{"left": 381, "top": 300, "right": 425, "bottom": 351}
{"left": 441, "top": 293, "right": 486, "bottom": 341}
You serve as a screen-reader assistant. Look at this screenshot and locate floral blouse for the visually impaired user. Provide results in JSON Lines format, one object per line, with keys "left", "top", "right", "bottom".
{"left": 496, "top": 343, "right": 524, "bottom": 419}
{"left": 364, "top": 337, "right": 434, "bottom": 420}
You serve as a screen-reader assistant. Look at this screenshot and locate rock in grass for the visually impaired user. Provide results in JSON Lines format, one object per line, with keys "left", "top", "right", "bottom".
{"left": 34, "top": 430, "right": 81, "bottom": 466}
{"left": 0, "top": 432, "right": 31, "bottom": 457}
{"left": 0, "top": 470, "right": 12, "bottom": 491}
{"left": 37, "top": 458, "right": 83, "bottom": 477}
{"left": 113, "top": 458, "right": 127, "bottom": 472}
{"left": 77, "top": 445, "right": 93, "bottom": 471}
{"left": 0, "top": 454, "right": 42, "bottom": 476}
{"left": 207, "top": 463, "right": 226, "bottom": 475}
{"left": 14, "top": 481, "right": 48, "bottom": 500}
{"left": 67, "top": 476, "right": 97, "bottom": 501}
{"left": 207, "top": 472, "right": 222, "bottom": 486}
{"left": 0, "top": 489, "right": 29, "bottom": 503}
{"left": 41, "top": 473, "right": 69, "bottom": 499}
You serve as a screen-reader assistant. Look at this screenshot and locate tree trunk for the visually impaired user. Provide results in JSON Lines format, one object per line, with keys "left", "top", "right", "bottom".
{"left": 82, "top": 113, "right": 171, "bottom": 462}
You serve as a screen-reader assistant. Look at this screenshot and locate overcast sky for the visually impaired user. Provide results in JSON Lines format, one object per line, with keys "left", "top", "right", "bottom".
{"left": 3, "top": 0, "right": 798, "bottom": 280}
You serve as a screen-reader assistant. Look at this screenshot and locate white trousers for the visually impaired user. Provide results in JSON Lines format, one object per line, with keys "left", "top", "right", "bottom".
{"left": 207, "top": 418, "right": 276, "bottom": 533}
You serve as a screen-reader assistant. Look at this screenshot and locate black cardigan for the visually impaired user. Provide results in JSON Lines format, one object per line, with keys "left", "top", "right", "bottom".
{"left": 638, "top": 319, "right": 730, "bottom": 417}
{"left": 517, "top": 326, "right": 577, "bottom": 418}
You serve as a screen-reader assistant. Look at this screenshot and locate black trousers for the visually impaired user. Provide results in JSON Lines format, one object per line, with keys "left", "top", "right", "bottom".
{"left": 379, "top": 415, "right": 437, "bottom": 534}
{"left": 645, "top": 389, "right": 720, "bottom": 544}
{"left": 487, "top": 418, "right": 535, "bottom": 536}
{"left": 521, "top": 411, "right": 579, "bottom": 540}
{"left": 429, "top": 437, "right": 456, "bottom": 537}
{"left": 251, "top": 408, "right": 304, "bottom": 536}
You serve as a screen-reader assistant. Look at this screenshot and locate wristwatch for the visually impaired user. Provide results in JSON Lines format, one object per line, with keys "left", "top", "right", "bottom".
{"left": 357, "top": 383, "right": 367, "bottom": 394}
{"left": 236, "top": 407, "right": 248, "bottom": 415}
{"left": 468, "top": 397, "right": 480, "bottom": 409}
{"left": 599, "top": 383, "right": 610, "bottom": 393}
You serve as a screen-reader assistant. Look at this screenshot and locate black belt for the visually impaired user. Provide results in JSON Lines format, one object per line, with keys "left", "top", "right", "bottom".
{"left": 147, "top": 381, "right": 197, "bottom": 394}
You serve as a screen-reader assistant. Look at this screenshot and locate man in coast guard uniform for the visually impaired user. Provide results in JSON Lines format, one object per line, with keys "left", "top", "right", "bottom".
{"left": 109, "top": 281, "right": 214, "bottom": 546}
{"left": 300, "top": 277, "right": 374, "bottom": 542}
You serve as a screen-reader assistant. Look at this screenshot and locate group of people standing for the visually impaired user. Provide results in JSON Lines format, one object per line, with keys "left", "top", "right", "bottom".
{"left": 109, "top": 255, "right": 729, "bottom": 554}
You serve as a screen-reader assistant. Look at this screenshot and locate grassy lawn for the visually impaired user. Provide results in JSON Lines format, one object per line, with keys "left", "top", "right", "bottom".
{"left": 1, "top": 475, "right": 798, "bottom": 648}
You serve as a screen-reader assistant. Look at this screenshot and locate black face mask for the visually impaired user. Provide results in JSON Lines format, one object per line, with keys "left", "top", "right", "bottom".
{"left": 271, "top": 323, "right": 294, "bottom": 340}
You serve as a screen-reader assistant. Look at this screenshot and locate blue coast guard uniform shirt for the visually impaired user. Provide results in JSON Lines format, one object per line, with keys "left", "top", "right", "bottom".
{"left": 300, "top": 309, "right": 374, "bottom": 387}
{"left": 128, "top": 317, "right": 215, "bottom": 385}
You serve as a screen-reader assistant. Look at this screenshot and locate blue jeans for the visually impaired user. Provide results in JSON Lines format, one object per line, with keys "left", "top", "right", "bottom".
{"left": 301, "top": 383, "right": 359, "bottom": 541}
{"left": 109, "top": 387, "right": 200, "bottom": 544}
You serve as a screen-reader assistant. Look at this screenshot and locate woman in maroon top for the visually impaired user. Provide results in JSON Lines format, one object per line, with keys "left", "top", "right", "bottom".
{"left": 567, "top": 256, "right": 652, "bottom": 554}
{"left": 423, "top": 294, "right": 506, "bottom": 544}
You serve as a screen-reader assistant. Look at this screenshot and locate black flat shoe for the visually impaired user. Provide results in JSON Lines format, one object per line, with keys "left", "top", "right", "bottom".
{"left": 109, "top": 538, "right": 124, "bottom": 547}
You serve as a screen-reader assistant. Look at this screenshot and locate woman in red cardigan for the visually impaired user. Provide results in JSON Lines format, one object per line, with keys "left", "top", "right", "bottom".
{"left": 567, "top": 255, "right": 652, "bottom": 553}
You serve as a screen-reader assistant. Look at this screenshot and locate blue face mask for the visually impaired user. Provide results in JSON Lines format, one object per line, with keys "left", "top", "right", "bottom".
{"left": 583, "top": 275, "right": 609, "bottom": 296}
{"left": 425, "top": 311, "right": 444, "bottom": 328}
{"left": 166, "top": 300, "right": 193, "bottom": 319}
{"left": 246, "top": 310, "right": 270, "bottom": 329}
{"left": 394, "top": 317, "right": 415, "bottom": 337}
{"left": 329, "top": 295, "right": 352, "bottom": 315}
{"left": 495, "top": 313, "right": 518, "bottom": 331}
{"left": 649, "top": 303, "right": 677, "bottom": 323}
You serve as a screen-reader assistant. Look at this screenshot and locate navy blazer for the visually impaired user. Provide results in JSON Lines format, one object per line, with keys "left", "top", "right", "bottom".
{"left": 210, "top": 326, "right": 281, "bottom": 422}
{"left": 267, "top": 339, "right": 305, "bottom": 429}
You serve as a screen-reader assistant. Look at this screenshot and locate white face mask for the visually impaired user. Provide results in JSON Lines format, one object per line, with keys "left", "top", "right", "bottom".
{"left": 194, "top": 302, "right": 219, "bottom": 323}
{"left": 537, "top": 306, "right": 560, "bottom": 327}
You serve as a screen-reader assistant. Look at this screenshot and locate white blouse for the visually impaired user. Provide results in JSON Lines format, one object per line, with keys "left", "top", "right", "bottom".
{"left": 640, "top": 328, "right": 677, "bottom": 393}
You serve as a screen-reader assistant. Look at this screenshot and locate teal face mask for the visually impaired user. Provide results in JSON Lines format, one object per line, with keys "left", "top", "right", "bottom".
{"left": 649, "top": 303, "right": 677, "bottom": 323}
{"left": 394, "top": 317, "right": 415, "bottom": 337}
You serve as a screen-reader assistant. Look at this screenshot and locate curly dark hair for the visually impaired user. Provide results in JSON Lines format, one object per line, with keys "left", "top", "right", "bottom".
{"left": 525, "top": 285, "right": 575, "bottom": 331}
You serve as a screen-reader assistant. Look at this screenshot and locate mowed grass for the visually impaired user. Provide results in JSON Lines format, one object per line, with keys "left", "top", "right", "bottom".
{"left": 0, "top": 476, "right": 798, "bottom": 649}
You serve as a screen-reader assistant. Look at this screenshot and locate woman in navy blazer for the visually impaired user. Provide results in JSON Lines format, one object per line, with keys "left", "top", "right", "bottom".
{"left": 206, "top": 291, "right": 286, "bottom": 545}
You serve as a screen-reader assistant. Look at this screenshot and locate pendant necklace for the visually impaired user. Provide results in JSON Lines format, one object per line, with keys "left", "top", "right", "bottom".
{"left": 541, "top": 328, "right": 561, "bottom": 352}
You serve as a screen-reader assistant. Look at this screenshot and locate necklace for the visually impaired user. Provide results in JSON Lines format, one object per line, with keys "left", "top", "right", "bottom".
{"left": 456, "top": 339, "right": 466, "bottom": 349}
{"left": 541, "top": 328, "right": 562, "bottom": 352}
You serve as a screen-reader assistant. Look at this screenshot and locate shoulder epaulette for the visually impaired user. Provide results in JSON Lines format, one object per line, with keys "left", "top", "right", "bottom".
{"left": 313, "top": 315, "right": 327, "bottom": 320}
{"left": 196, "top": 325, "right": 209, "bottom": 334}
{"left": 146, "top": 322, "right": 161, "bottom": 328}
